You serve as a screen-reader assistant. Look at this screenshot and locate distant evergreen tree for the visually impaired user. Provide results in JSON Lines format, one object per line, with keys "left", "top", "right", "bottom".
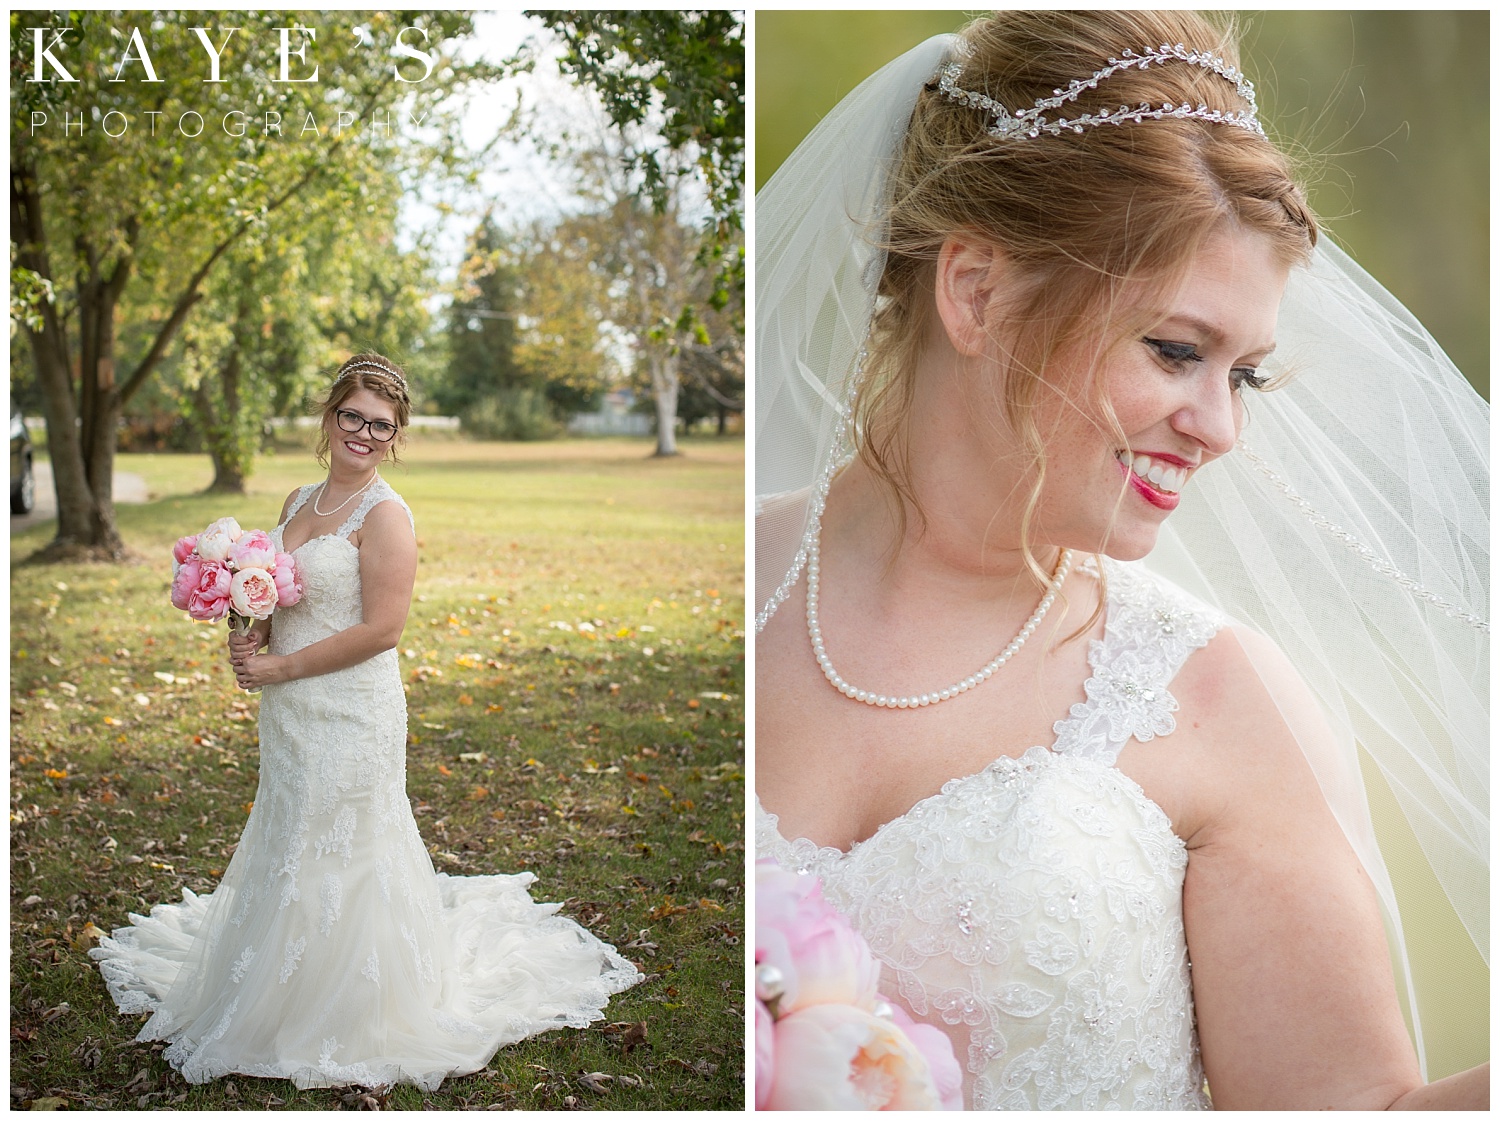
{"left": 437, "top": 218, "right": 526, "bottom": 420}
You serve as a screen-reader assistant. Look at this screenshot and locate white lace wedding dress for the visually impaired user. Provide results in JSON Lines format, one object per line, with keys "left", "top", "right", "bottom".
{"left": 757, "top": 558, "right": 1220, "bottom": 1110}
{"left": 92, "top": 479, "right": 640, "bottom": 1089}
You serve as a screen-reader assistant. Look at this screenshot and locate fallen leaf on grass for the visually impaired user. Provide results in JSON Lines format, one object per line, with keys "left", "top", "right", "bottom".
{"left": 72, "top": 922, "right": 104, "bottom": 951}
{"left": 578, "top": 1072, "right": 612, "bottom": 1095}
{"left": 618, "top": 1021, "right": 648, "bottom": 1053}
{"left": 72, "top": 1037, "right": 103, "bottom": 1070}
{"left": 340, "top": 1087, "right": 389, "bottom": 1110}
{"left": 622, "top": 932, "right": 658, "bottom": 956}
{"left": 28, "top": 1097, "right": 69, "bottom": 1110}
{"left": 665, "top": 1057, "right": 720, "bottom": 1078}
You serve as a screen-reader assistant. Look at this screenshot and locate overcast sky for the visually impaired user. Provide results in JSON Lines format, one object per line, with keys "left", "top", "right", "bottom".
{"left": 400, "top": 11, "right": 601, "bottom": 282}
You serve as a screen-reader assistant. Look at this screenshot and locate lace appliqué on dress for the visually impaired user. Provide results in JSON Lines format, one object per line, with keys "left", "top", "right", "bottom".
{"left": 1052, "top": 560, "right": 1224, "bottom": 764}
{"left": 756, "top": 558, "right": 1223, "bottom": 1111}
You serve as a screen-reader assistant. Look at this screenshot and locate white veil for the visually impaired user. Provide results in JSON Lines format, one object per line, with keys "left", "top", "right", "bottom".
{"left": 754, "top": 34, "right": 1488, "bottom": 1074}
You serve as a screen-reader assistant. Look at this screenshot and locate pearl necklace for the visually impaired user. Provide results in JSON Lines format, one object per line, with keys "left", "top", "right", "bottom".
{"left": 805, "top": 498, "right": 1073, "bottom": 709}
{"left": 313, "top": 473, "right": 378, "bottom": 518}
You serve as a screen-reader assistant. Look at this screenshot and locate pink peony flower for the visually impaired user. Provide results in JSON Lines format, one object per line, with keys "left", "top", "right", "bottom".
{"left": 888, "top": 1002, "right": 964, "bottom": 1111}
{"left": 187, "top": 560, "right": 233, "bottom": 620}
{"left": 227, "top": 529, "right": 275, "bottom": 571}
{"left": 755, "top": 861, "right": 880, "bottom": 1017}
{"left": 766, "top": 1003, "right": 949, "bottom": 1110}
{"left": 171, "top": 556, "right": 203, "bottom": 611}
{"left": 230, "top": 567, "right": 279, "bottom": 620}
{"left": 195, "top": 516, "right": 243, "bottom": 562}
{"left": 270, "top": 552, "right": 302, "bottom": 607}
{"left": 172, "top": 535, "right": 199, "bottom": 565}
{"left": 755, "top": 997, "right": 776, "bottom": 1109}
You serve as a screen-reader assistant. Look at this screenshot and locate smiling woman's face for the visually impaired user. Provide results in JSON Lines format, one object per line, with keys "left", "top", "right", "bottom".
{"left": 1023, "top": 222, "right": 1290, "bottom": 561}
{"left": 325, "top": 386, "right": 401, "bottom": 469}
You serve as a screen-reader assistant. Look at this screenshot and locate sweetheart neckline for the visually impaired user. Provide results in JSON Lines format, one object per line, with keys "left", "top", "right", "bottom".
{"left": 758, "top": 745, "right": 1058, "bottom": 860}
{"left": 756, "top": 745, "right": 1185, "bottom": 864}
{"left": 274, "top": 528, "right": 358, "bottom": 556}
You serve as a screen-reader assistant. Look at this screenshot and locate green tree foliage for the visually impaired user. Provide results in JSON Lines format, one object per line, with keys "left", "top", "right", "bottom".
{"left": 437, "top": 217, "right": 533, "bottom": 436}
{"left": 436, "top": 212, "right": 619, "bottom": 443}
{"left": 674, "top": 274, "right": 744, "bottom": 436}
{"left": 512, "top": 215, "right": 615, "bottom": 416}
{"left": 527, "top": 10, "right": 744, "bottom": 310}
{"left": 10, "top": 9, "right": 486, "bottom": 558}
{"left": 157, "top": 178, "right": 435, "bottom": 492}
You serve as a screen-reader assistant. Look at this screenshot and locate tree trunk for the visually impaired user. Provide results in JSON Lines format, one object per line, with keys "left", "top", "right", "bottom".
{"left": 11, "top": 91, "right": 355, "bottom": 562}
{"left": 649, "top": 348, "right": 680, "bottom": 457}
{"left": 196, "top": 345, "right": 249, "bottom": 495}
{"left": 11, "top": 154, "right": 124, "bottom": 558}
{"left": 208, "top": 454, "right": 247, "bottom": 495}
{"left": 76, "top": 256, "right": 127, "bottom": 558}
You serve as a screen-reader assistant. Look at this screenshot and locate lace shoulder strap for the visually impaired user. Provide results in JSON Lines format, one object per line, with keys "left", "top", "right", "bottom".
{"left": 281, "top": 484, "right": 319, "bottom": 527}
{"left": 1050, "top": 557, "right": 1225, "bottom": 765}
{"left": 335, "top": 476, "right": 414, "bottom": 539}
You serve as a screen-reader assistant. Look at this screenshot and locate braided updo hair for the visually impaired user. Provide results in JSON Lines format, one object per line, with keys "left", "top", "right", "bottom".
{"left": 856, "top": 10, "right": 1316, "bottom": 563}
{"left": 315, "top": 353, "right": 412, "bottom": 466}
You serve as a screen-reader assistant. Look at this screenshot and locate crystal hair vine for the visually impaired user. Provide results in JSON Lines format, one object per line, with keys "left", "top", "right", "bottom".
{"left": 337, "top": 360, "right": 409, "bottom": 394}
{"left": 937, "top": 43, "right": 1265, "bottom": 140}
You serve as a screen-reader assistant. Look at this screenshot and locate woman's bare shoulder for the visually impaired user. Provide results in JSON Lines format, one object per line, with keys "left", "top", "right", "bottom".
{"left": 359, "top": 496, "right": 417, "bottom": 544}
{"left": 1166, "top": 622, "right": 1338, "bottom": 840}
{"left": 1181, "top": 623, "right": 1324, "bottom": 737}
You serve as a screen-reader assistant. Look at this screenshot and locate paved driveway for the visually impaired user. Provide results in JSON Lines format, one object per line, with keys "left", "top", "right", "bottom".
{"left": 10, "top": 461, "right": 149, "bottom": 533}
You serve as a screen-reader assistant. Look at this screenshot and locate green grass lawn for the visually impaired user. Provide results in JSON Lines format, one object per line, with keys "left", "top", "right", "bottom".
{"left": 10, "top": 435, "right": 746, "bottom": 1110}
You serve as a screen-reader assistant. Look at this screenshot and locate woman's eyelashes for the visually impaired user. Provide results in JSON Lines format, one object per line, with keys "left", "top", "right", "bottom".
{"left": 1142, "top": 337, "right": 1266, "bottom": 392}
{"left": 1144, "top": 337, "right": 1201, "bottom": 369}
{"left": 1230, "top": 367, "right": 1268, "bottom": 392}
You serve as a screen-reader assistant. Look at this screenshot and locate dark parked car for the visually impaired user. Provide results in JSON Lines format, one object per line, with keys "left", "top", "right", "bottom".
{"left": 11, "top": 400, "right": 35, "bottom": 515}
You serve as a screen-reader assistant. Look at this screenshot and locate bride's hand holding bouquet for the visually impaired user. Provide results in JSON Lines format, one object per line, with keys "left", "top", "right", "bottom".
{"left": 170, "top": 515, "right": 302, "bottom": 690}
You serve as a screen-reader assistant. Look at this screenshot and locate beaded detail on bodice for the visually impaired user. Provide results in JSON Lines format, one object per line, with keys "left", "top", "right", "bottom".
{"left": 270, "top": 479, "right": 412, "bottom": 655}
{"left": 756, "top": 558, "right": 1225, "bottom": 1110}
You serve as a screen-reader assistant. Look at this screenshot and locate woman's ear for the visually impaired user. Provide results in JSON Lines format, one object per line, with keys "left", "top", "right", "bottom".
{"left": 934, "top": 234, "right": 1010, "bottom": 357}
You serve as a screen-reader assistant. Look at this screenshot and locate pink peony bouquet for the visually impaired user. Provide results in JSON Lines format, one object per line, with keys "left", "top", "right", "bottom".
{"left": 170, "top": 516, "right": 302, "bottom": 635}
{"left": 755, "top": 860, "right": 963, "bottom": 1111}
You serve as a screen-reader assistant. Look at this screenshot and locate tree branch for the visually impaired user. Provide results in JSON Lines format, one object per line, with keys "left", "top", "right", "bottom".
{"left": 119, "top": 72, "right": 399, "bottom": 405}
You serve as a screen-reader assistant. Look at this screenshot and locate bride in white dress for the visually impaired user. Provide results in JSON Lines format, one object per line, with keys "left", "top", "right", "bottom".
{"left": 754, "top": 11, "right": 1487, "bottom": 1110}
{"left": 91, "top": 354, "right": 640, "bottom": 1089}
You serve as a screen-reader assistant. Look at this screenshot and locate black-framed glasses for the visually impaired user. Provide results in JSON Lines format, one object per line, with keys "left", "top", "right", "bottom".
{"left": 335, "top": 409, "right": 398, "bottom": 443}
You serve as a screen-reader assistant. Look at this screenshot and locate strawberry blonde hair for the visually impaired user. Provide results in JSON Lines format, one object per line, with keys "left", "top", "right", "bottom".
{"left": 314, "top": 353, "right": 412, "bottom": 466}
{"left": 857, "top": 10, "right": 1316, "bottom": 583}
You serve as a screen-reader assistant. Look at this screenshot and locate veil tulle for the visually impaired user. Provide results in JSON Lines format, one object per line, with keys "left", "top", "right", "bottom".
{"left": 753, "top": 33, "right": 1487, "bottom": 1075}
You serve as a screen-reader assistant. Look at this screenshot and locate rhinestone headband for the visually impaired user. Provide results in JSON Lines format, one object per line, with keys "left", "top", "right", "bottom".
{"left": 337, "top": 360, "right": 408, "bottom": 394}
{"left": 937, "top": 44, "right": 1264, "bottom": 140}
